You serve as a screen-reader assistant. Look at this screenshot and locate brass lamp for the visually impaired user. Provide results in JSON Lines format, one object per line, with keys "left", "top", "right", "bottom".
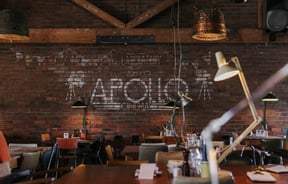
{"left": 202, "top": 55, "right": 288, "bottom": 184}
{"left": 202, "top": 51, "right": 262, "bottom": 184}
{"left": 214, "top": 51, "right": 262, "bottom": 164}
{"left": 0, "top": 9, "right": 29, "bottom": 40}
{"left": 192, "top": 8, "right": 227, "bottom": 41}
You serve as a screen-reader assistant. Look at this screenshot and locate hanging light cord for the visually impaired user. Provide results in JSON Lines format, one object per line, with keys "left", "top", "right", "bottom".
{"left": 176, "top": 0, "right": 183, "bottom": 94}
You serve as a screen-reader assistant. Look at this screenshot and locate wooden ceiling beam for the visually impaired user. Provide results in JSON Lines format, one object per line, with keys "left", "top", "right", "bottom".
{"left": 126, "top": 0, "right": 178, "bottom": 29}
{"left": 0, "top": 28, "right": 284, "bottom": 44}
{"left": 71, "top": 0, "right": 125, "bottom": 29}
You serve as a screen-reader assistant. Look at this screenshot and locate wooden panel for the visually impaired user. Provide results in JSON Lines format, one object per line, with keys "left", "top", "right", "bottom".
{"left": 126, "top": 0, "right": 178, "bottom": 29}
{"left": 1, "top": 27, "right": 286, "bottom": 44}
{"left": 72, "top": 0, "right": 125, "bottom": 28}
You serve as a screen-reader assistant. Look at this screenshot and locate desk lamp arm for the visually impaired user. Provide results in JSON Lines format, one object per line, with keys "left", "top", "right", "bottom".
{"left": 217, "top": 56, "right": 261, "bottom": 163}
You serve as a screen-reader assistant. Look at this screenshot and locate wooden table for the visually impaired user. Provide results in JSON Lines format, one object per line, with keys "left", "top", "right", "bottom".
{"left": 53, "top": 164, "right": 288, "bottom": 184}
{"left": 221, "top": 165, "right": 288, "bottom": 184}
{"left": 53, "top": 164, "right": 171, "bottom": 184}
{"left": 242, "top": 135, "right": 285, "bottom": 147}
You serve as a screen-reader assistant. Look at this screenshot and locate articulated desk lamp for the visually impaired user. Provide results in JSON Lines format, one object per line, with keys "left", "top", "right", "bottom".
{"left": 165, "top": 92, "right": 192, "bottom": 148}
{"left": 201, "top": 51, "right": 288, "bottom": 184}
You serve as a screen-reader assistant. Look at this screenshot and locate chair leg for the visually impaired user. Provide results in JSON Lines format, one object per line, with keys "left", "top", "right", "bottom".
{"left": 97, "top": 155, "right": 103, "bottom": 165}
{"left": 55, "top": 158, "right": 60, "bottom": 179}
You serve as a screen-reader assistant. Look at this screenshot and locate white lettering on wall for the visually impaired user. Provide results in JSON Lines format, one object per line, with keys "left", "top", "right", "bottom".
{"left": 11, "top": 48, "right": 214, "bottom": 110}
{"left": 65, "top": 71, "right": 85, "bottom": 101}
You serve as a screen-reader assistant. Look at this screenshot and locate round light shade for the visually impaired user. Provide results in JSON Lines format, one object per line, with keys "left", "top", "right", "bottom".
{"left": 214, "top": 51, "right": 239, "bottom": 81}
{"left": 266, "top": 9, "right": 288, "bottom": 32}
{"left": 0, "top": 9, "right": 29, "bottom": 41}
{"left": 262, "top": 92, "right": 279, "bottom": 102}
{"left": 192, "top": 8, "right": 227, "bottom": 41}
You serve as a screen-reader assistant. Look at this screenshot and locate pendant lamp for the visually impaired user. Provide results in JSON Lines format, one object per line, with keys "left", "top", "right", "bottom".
{"left": 192, "top": 8, "right": 227, "bottom": 41}
{"left": 0, "top": 9, "right": 29, "bottom": 41}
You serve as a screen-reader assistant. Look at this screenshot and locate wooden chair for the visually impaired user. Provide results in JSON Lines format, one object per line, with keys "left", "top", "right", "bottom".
{"left": 105, "top": 145, "right": 115, "bottom": 162}
{"left": 55, "top": 138, "right": 78, "bottom": 178}
{"left": 41, "top": 133, "right": 50, "bottom": 142}
{"left": 107, "top": 160, "right": 148, "bottom": 167}
{"left": 40, "top": 133, "right": 53, "bottom": 146}
{"left": 155, "top": 151, "right": 183, "bottom": 174}
{"left": 9, "top": 143, "right": 38, "bottom": 148}
{"left": 138, "top": 143, "right": 168, "bottom": 163}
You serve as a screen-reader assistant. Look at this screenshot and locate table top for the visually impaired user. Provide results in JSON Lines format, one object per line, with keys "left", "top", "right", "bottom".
{"left": 245, "top": 135, "right": 285, "bottom": 140}
{"left": 221, "top": 165, "right": 288, "bottom": 184}
{"left": 53, "top": 164, "right": 171, "bottom": 184}
{"left": 53, "top": 164, "right": 288, "bottom": 184}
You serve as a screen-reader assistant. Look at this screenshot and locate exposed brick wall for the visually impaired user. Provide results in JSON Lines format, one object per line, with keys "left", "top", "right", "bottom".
{"left": 0, "top": 0, "right": 287, "bottom": 143}
{"left": 0, "top": 44, "right": 287, "bottom": 143}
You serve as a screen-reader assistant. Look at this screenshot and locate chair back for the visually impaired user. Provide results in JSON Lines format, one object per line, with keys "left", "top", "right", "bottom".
{"left": 55, "top": 138, "right": 78, "bottom": 176}
{"left": 56, "top": 138, "right": 78, "bottom": 150}
{"left": 260, "top": 138, "right": 284, "bottom": 165}
{"left": 41, "top": 133, "right": 51, "bottom": 142}
{"left": 9, "top": 143, "right": 38, "bottom": 148}
{"left": 107, "top": 160, "right": 148, "bottom": 167}
{"left": 20, "top": 151, "right": 41, "bottom": 171}
{"left": 41, "top": 143, "right": 58, "bottom": 171}
{"left": 155, "top": 151, "right": 183, "bottom": 174}
{"left": 138, "top": 143, "right": 168, "bottom": 163}
{"left": 261, "top": 138, "right": 284, "bottom": 149}
{"left": 105, "top": 145, "right": 114, "bottom": 161}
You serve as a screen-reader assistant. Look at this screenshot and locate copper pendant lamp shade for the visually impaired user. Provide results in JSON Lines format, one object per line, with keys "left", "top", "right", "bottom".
{"left": 192, "top": 8, "right": 227, "bottom": 41}
{"left": 0, "top": 9, "right": 29, "bottom": 41}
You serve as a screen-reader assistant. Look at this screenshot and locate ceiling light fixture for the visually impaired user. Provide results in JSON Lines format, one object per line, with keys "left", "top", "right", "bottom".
{"left": 192, "top": 8, "right": 227, "bottom": 41}
{"left": 0, "top": 9, "right": 29, "bottom": 41}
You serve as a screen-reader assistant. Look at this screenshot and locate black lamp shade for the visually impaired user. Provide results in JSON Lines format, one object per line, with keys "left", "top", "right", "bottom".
{"left": 0, "top": 9, "right": 29, "bottom": 40}
{"left": 71, "top": 99, "right": 87, "bottom": 109}
{"left": 163, "top": 101, "right": 181, "bottom": 109}
{"left": 262, "top": 92, "right": 279, "bottom": 102}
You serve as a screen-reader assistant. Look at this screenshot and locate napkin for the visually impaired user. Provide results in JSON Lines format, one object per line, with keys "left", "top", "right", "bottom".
{"left": 247, "top": 171, "right": 276, "bottom": 182}
{"left": 266, "top": 165, "right": 288, "bottom": 173}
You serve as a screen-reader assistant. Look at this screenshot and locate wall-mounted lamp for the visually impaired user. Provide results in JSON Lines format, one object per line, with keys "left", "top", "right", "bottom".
{"left": 262, "top": 92, "right": 278, "bottom": 130}
{"left": 0, "top": 9, "right": 29, "bottom": 41}
{"left": 192, "top": 8, "right": 227, "bottom": 41}
{"left": 72, "top": 97, "right": 88, "bottom": 137}
{"left": 164, "top": 92, "right": 192, "bottom": 147}
{"left": 164, "top": 100, "right": 181, "bottom": 109}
